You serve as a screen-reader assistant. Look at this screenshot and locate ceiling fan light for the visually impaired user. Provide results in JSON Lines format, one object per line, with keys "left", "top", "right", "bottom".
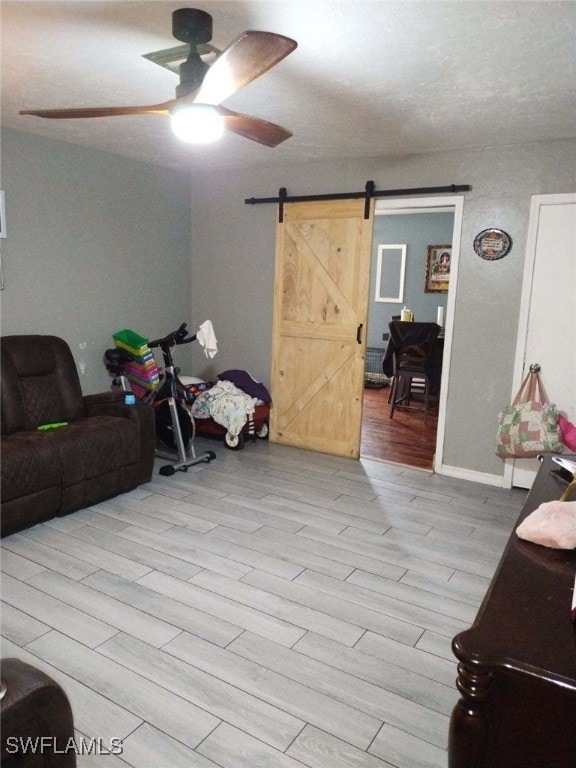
{"left": 171, "top": 104, "right": 224, "bottom": 143}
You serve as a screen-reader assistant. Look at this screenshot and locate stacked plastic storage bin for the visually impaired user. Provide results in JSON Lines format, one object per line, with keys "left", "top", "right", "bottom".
{"left": 112, "top": 329, "right": 160, "bottom": 400}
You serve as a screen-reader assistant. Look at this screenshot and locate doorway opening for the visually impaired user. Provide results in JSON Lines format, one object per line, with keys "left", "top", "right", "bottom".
{"left": 361, "top": 386, "right": 439, "bottom": 469}
{"left": 360, "top": 196, "right": 464, "bottom": 471}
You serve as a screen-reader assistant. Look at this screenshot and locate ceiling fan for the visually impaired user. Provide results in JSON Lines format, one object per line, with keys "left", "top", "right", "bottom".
{"left": 19, "top": 8, "right": 297, "bottom": 147}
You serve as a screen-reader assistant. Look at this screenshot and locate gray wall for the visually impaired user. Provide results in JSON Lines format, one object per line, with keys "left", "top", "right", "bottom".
{"left": 1, "top": 128, "right": 193, "bottom": 393}
{"left": 190, "top": 139, "right": 576, "bottom": 478}
{"left": 367, "top": 212, "right": 454, "bottom": 348}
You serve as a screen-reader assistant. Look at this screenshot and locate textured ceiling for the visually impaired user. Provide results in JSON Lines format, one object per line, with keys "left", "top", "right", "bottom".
{"left": 2, "top": 1, "right": 575, "bottom": 172}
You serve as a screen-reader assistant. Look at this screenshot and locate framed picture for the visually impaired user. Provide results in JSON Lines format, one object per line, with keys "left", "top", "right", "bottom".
{"left": 425, "top": 244, "right": 451, "bottom": 292}
{"left": 0, "top": 192, "right": 5, "bottom": 238}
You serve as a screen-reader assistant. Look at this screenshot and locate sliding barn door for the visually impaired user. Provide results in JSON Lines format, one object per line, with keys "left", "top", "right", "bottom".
{"left": 270, "top": 199, "right": 373, "bottom": 458}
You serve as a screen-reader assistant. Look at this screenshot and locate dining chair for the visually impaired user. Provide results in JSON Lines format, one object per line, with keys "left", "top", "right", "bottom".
{"left": 388, "top": 321, "right": 441, "bottom": 422}
{"left": 384, "top": 314, "right": 409, "bottom": 401}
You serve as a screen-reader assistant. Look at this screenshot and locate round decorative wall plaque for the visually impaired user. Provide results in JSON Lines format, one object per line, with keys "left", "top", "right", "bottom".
{"left": 473, "top": 228, "right": 512, "bottom": 260}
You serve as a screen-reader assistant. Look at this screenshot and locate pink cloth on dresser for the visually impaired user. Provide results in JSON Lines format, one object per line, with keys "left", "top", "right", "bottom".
{"left": 558, "top": 415, "right": 576, "bottom": 451}
{"left": 516, "top": 500, "right": 576, "bottom": 549}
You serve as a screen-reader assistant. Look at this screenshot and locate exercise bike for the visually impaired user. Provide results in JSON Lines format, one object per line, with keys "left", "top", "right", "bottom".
{"left": 144, "top": 323, "right": 216, "bottom": 476}
{"left": 103, "top": 347, "right": 133, "bottom": 392}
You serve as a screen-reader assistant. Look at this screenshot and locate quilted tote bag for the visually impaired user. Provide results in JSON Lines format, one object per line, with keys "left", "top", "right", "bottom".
{"left": 496, "top": 367, "right": 563, "bottom": 459}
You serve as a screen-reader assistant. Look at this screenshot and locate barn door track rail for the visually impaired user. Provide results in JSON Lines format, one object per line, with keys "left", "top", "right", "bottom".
{"left": 245, "top": 182, "right": 471, "bottom": 222}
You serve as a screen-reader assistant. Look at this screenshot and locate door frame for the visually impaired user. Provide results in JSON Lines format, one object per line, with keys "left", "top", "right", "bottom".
{"left": 504, "top": 192, "right": 576, "bottom": 488}
{"left": 372, "top": 195, "right": 465, "bottom": 472}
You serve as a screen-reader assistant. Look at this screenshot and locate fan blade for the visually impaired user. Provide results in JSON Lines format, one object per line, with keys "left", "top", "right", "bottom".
{"left": 194, "top": 30, "right": 297, "bottom": 105}
{"left": 19, "top": 101, "right": 176, "bottom": 119}
{"left": 217, "top": 106, "right": 292, "bottom": 147}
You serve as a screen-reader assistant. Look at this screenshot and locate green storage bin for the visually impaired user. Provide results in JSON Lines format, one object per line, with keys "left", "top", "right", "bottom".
{"left": 113, "top": 328, "right": 150, "bottom": 355}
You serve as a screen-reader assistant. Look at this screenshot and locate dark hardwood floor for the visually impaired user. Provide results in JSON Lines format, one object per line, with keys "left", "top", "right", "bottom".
{"left": 360, "top": 383, "right": 438, "bottom": 470}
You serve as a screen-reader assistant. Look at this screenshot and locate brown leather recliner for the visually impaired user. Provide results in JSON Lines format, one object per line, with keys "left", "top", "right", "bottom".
{"left": 1, "top": 658, "right": 76, "bottom": 767}
{"left": 1, "top": 334, "right": 155, "bottom": 537}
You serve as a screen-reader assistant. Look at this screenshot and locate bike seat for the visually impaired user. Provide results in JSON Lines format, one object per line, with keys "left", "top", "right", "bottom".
{"left": 104, "top": 348, "right": 132, "bottom": 369}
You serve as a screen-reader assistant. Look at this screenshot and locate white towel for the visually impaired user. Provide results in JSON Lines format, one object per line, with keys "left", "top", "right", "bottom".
{"left": 197, "top": 320, "right": 218, "bottom": 358}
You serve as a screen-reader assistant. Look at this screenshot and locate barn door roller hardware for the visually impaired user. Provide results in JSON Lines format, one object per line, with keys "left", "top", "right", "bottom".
{"left": 245, "top": 182, "right": 471, "bottom": 222}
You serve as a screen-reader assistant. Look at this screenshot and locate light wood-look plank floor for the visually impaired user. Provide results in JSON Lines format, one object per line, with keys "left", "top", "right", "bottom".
{"left": 1, "top": 438, "right": 527, "bottom": 768}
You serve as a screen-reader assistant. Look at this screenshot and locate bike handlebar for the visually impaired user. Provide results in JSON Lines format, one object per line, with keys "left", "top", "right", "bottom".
{"left": 148, "top": 323, "right": 197, "bottom": 349}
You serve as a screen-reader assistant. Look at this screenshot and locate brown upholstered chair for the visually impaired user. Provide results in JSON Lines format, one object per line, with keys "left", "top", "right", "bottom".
{"left": 1, "top": 658, "right": 76, "bottom": 767}
{"left": 1, "top": 334, "right": 155, "bottom": 536}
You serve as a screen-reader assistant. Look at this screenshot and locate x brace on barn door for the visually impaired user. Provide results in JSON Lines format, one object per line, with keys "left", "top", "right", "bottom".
{"left": 245, "top": 181, "right": 471, "bottom": 222}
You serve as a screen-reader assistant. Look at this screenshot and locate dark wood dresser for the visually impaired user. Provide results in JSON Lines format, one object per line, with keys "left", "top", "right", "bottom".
{"left": 449, "top": 455, "right": 576, "bottom": 768}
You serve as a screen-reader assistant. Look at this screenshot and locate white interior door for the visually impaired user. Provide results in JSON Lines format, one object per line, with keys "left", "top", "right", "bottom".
{"left": 510, "top": 193, "right": 576, "bottom": 489}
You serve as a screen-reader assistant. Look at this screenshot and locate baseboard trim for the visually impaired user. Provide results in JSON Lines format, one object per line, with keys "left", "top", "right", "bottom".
{"left": 436, "top": 463, "right": 507, "bottom": 488}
